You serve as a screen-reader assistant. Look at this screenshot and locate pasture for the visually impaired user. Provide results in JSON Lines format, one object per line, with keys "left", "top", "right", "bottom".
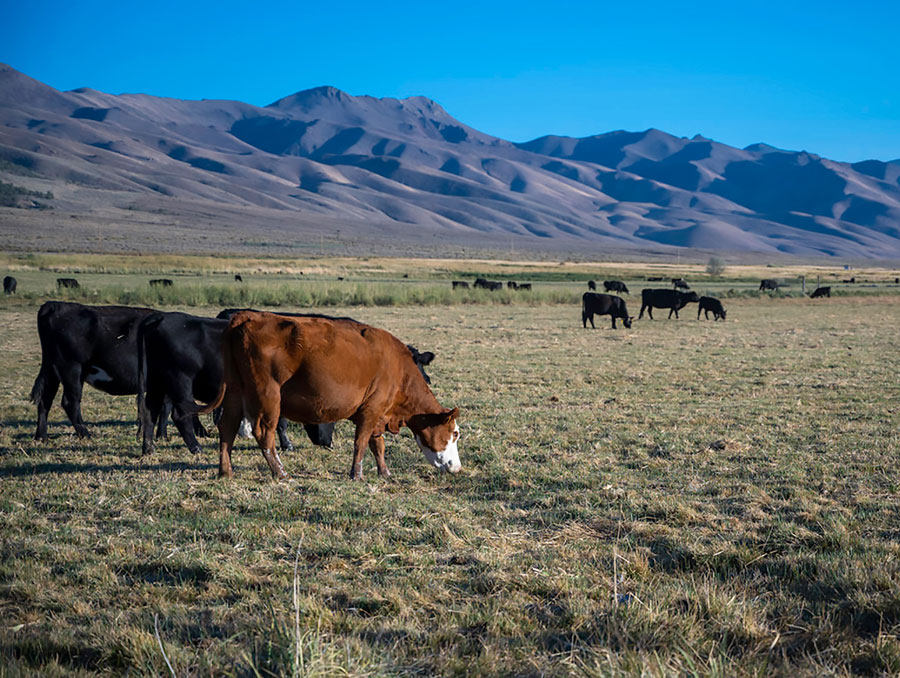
{"left": 1, "top": 291, "right": 900, "bottom": 676}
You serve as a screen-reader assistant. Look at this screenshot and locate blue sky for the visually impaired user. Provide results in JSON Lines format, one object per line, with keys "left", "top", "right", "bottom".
{"left": 2, "top": 0, "right": 897, "bottom": 162}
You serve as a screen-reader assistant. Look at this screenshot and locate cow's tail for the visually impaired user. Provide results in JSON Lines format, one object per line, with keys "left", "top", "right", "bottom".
{"left": 191, "top": 321, "right": 235, "bottom": 416}
{"left": 581, "top": 294, "right": 589, "bottom": 326}
{"left": 136, "top": 319, "right": 151, "bottom": 438}
{"left": 30, "top": 368, "right": 47, "bottom": 405}
{"left": 30, "top": 303, "right": 55, "bottom": 405}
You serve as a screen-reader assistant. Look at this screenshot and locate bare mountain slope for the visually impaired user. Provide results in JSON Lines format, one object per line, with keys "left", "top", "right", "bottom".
{"left": 1, "top": 64, "right": 899, "bottom": 258}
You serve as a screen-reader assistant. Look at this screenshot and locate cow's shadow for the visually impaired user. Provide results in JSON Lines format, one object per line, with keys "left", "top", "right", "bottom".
{"left": 0, "top": 460, "right": 216, "bottom": 478}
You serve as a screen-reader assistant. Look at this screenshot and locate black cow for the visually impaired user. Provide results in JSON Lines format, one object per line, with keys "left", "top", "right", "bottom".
{"left": 582, "top": 293, "right": 633, "bottom": 329}
{"left": 149, "top": 279, "right": 173, "bottom": 287}
{"left": 517, "top": 283, "right": 532, "bottom": 291}
{"left": 474, "top": 278, "right": 502, "bottom": 291}
{"left": 234, "top": 274, "right": 243, "bottom": 282}
{"left": 507, "top": 281, "right": 518, "bottom": 290}
{"left": 697, "top": 296, "right": 727, "bottom": 320}
{"left": 57, "top": 278, "right": 79, "bottom": 289}
{"left": 587, "top": 280, "right": 597, "bottom": 290}
{"left": 672, "top": 278, "right": 690, "bottom": 290}
{"left": 137, "top": 311, "right": 328, "bottom": 456}
{"left": 810, "top": 286, "right": 831, "bottom": 298}
{"left": 759, "top": 279, "right": 779, "bottom": 291}
{"left": 603, "top": 280, "right": 629, "bottom": 294}
{"left": 639, "top": 289, "right": 700, "bottom": 319}
{"left": 30, "top": 302, "right": 176, "bottom": 441}
{"left": 451, "top": 281, "right": 470, "bottom": 289}
{"left": 3, "top": 275, "right": 16, "bottom": 294}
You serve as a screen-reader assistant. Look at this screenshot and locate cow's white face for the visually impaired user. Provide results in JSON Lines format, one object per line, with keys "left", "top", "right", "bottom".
{"left": 416, "top": 422, "right": 461, "bottom": 473}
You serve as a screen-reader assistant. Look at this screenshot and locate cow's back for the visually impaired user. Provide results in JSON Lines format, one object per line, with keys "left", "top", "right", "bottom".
{"left": 227, "top": 312, "right": 412, "bottom": 423}
{"left": 38, "top": 302, "right": 154, "bottom": 391}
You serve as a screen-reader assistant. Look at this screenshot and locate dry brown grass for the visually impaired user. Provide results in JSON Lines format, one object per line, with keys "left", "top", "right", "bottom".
{"left": 1, "top": 294, "right": 899, "bottom": 676}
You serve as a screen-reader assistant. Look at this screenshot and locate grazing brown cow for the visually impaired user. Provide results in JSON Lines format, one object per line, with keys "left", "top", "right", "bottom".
{"left": 202, "top": 312, "right": 461, "bottom": 481}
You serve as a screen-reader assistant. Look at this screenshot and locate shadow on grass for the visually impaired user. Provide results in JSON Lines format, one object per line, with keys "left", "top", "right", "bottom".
{"left": 0, "top": 460, "right": 216, "bottom": 477}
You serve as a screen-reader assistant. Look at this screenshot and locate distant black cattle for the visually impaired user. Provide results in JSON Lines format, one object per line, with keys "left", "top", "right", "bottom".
{"left": 603, "top": 280, "right": 629, "bottom": 294}
{"left": 587, "top": 280, "right": 597, "bottom": 290}
{"left": 30, "top": 302, "right": 176, "bottom": 441}
{"left": 474, "top": 277, "right": 502, "bottom": 291}
{"left": 507, "top": 281, "right": 518, "bottom": 290}
{"left": 647, "top": 277, "right": 665, "bottom": 281}
{"left": 452, "top": 281, "right": 470, "bottom": 289}
{"left": 697, "top": 296, "right": 727, "bottom": 321}
{"left": 639, "top": 289, "right": 700, "bottom": 319}
{"left": 517, "top": 283, "right": 532, "bottom": 291}
{"left": 56, "top": 278, "right": 79, "bottom": 289}
{"left": 582, "top": 293, "right": 633, "bottom": 329}
{"left": 759, "top": 279, "right": 779, "bottom": 291}
{"left": 810, "top": 286, "right": 831, "bottom": 298}
{"left": 234, "top": 274, "right": 243, "bottom": 282}
{"left": 149, "top": 278, "right": 173, "bottom": 287}
{"left": 3, "top": 275, "right": 16, "bottom": 294}
{"left": 672, "top": 278, "right": 690, "bottom": 289}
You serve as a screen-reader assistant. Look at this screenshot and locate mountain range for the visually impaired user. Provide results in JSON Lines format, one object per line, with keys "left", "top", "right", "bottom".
{"left": 2, "top": 63, "right": 899, "bottom": 259}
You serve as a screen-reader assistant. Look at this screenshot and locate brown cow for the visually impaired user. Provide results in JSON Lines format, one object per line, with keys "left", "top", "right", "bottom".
{"left": 201, "top": 312, "right": 461, "bottom": 481}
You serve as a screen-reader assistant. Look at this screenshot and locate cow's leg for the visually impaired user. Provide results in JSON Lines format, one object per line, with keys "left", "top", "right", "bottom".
{"left": 369, "top": 435, "right": 390, "bottom": 477}
{"left": 610, "top": 316, "right": 617, "bottom": 329}
{"left": 155, "top": 398, "right": 172, "bottom": 440}
{"left": 217, "top": 390, "right": 242, "bottom": 478}
{"left": 350, "top": 417, "right": 378, "bottom": 480}
{"left": 638, "top": 304, "right": 646, "bottom": 320}
{"left": 193, "top": 416, "right": 209, "bottom": 439}
{"left": 276, "top": 417, "right": 294, "bottom": 451}
{"left": 142, "top": 389, "right": 167, "bottom": 455}
{"left": 647, "top": 307, "right": 654, "bottom": 320}
{"left": 59, "top": 365, "right": 89, "bottom": 438}
{"left": 167, "top": 375, "right": 203, "bottom": 455}
{"left": 173, "top": 405, "right": 203, "bottom": 456}
{"left": 248, "top": 385, "right": 287, "bottom": 480}
{"left": 33, "top": 367, "right": 60, "bottom": 442}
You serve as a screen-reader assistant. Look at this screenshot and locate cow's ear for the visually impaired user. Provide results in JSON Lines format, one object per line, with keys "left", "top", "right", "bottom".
{"left": 419, "top": 351, "right": 435, "bottom": 365}
{"left": 443, "top": 407, "right": 459, "bottom": 423}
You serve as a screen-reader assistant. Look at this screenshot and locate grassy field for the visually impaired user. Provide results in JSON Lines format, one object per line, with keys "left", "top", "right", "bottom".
{"left": 1, "top": 291, "right": 900, "bottom": 676}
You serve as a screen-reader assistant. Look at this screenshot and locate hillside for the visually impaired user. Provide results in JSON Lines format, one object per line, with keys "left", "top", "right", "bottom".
{"left": 1, "top": 64, "right": 899, "bottom": 258}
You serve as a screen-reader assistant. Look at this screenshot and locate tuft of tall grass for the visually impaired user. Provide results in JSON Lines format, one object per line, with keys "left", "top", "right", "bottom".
{"left": 17, "top": 281, "right": 584, "bottom": 308}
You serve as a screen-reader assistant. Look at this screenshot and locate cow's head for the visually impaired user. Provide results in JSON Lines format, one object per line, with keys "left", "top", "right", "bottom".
{"left": 623, "top": 316, "right": 634, "bottom": 329}
{"left": 409, "top": 407, "right": 461, "bottom": 473}
{"left": 720, "top": 310, "right": 727, "bottom": 320}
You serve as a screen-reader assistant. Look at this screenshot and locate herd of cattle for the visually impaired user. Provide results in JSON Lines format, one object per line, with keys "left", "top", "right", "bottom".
{"left": 28, "top": 301, "right": 457, "bottom": 480}
{"left": 2, "top": 270, "right": 847, "bottom": 480}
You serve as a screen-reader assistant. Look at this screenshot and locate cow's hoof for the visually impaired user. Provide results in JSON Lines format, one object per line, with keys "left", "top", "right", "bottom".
{"left": 190, "top": 446, "right": 202, "bottom": 455}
